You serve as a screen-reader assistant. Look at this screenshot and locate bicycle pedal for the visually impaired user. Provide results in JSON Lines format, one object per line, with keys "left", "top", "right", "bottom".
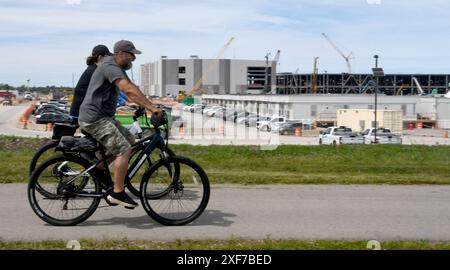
{"left": 124, "top": 206, "right": 136, "bottom": 210}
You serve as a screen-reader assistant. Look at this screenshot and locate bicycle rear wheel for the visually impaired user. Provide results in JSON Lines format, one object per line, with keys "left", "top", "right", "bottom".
{"left": 29, "top": 140, "right": 59, "bottom": 176}
{"left": 140, "top": 156, "right": 210, "bottom": 226}
{"left": 28, "top": 155, "right": 101, "bottom": 226}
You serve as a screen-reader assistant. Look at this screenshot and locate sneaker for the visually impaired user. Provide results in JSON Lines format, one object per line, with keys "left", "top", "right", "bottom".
{"left": 107, "top": 191, "right": 138, "bottom": 209}
{"left": 104, "top": 189, "right": 118, "bottom": 206}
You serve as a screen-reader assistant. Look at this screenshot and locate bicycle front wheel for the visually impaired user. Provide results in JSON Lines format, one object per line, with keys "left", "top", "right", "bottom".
{"left": 140, "top": 156, "right": 210, "bottom": 226}
{"left": 126, "top": 146, "right": 176, "bottom": 198}
{"left": 28, "top": 155, "right": 102, "bottom": 226}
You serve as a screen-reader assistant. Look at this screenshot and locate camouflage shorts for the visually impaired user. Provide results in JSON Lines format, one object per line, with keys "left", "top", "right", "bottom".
{"left": 79, "top": 118, "right": 135, "bottom": 156}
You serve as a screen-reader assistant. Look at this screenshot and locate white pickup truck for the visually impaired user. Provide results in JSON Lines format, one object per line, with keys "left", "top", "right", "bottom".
{"left": 361, "top": 128, "right": 402, "bottom": 144}
{"left": 319, "top": 126, "right": 365, "bottom": 145}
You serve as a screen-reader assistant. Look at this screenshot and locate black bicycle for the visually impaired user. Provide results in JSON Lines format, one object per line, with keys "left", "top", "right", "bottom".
{"left": 27, "top": 112, "right": 210, "bottom": 226}
{"left": 29, "top": 107, "right": 176, "bottom": 198}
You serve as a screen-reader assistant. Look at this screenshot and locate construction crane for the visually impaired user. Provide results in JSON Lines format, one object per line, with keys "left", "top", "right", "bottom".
{"left": 273, "top": 50, "right": 281, "bottom": 63}
{"left": 322, "top": 33, "right": 353, "bottom": 74}
{"left": 311, "top": 57, "right": 319, "bottom": 94}
{"left": 190, "top": 37, "right": 234, "bottom": 95}
{"left": 176, "top": 37, "right": 235, "bottom": 103}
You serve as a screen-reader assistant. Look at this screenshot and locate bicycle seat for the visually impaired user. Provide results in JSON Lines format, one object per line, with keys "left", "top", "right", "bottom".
{"left": 52, "top": 122, "right": 79, "bottom": 140}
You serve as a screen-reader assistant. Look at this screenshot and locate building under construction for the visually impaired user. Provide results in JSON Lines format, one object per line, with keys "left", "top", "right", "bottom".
{"left": 276, "top": 73, "right": 450, "bottom": 95}
{"left": 140, "top": 57, "right": 277, "bottom": 97}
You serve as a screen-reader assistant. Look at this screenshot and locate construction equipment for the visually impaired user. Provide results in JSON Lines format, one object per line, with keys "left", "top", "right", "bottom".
{"left": 322, "top": 33, "right": 353, "bottom": 74}
{"left": 184, "top": 37, "right": 235, "bottom": 101}
{"left": 273, "top": 50, "right": 281, "bottom": 63}
{"left": 311, "top": 57, "right": 319, "bottom": 94}
{"left": 396, "top": 84, "right": 409, "bottom": 95}
{"left": 412, "top": 77, "right": 424, "bottom": 95}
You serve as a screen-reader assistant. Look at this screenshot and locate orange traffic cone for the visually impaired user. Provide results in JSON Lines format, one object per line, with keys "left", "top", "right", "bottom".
{"left": 22, "top": 116, "right": 28, "bottom": 129}
{"left": 219, "top": 124, "right": 224, "bottom": 135}
{"left": 295, "top": 128, "right": 302, "bottom": 136}
{"left": 179, "top": 126, "right": 185, "bottom": 136}
{"left": 46, "top": 122, "right": 53, "bottom": 131}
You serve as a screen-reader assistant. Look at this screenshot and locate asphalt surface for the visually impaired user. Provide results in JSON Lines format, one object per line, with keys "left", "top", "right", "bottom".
{"left": 1, "top": 184, "right": 450, "bottom": 241}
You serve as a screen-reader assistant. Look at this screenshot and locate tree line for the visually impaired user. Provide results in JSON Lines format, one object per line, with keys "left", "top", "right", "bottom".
{"left": 0, "top": 83, "right": 72, "bottom": 95}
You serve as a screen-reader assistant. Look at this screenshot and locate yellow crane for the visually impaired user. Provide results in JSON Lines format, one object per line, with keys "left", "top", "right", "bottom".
{"left": 177, "top": 37, "right": 235, "bottom": 103}
{"left": 189, "top": 37, "right": 235, "bottom": 96}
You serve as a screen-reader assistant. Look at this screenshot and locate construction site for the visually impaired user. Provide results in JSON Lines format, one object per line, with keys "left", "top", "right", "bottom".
{"left": 138, "top": 35, "right": 450, "bottom": 131}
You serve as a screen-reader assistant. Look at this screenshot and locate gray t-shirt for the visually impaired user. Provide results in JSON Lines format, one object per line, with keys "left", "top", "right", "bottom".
{"left": 78, "top": 56, "right": 127, "bottom": 123}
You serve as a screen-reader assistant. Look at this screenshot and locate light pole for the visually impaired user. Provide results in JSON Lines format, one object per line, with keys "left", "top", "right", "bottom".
{"left": 372, "top": 55, "right": 384, "bottom": 144}
{"left": 374, "top": 55, "right": 378, "bottom": 143}
{"left": 265, "top": 53, "right": 271, "bottom": 93}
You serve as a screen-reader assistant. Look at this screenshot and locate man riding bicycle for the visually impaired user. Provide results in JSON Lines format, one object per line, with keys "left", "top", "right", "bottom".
{"left": 78, "top": 40, "right": 162, "bottom": 209}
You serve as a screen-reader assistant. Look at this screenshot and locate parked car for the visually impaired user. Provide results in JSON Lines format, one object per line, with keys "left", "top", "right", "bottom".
{"left": 271, "top": 121, "right": 303, "bottom": 134}
{"left": 362, "top": 128, "right": 402, "bottom": 144}
{"left": 34, "top": 103, "right": 67, "bottom": 115}
{"left": 318, "top": 126, "right": 365, "bottom": 145}
{"left": 36, "top": 112, "right": 72, "bottom": 124}
{"left": 232, "top": 111, "right": 252, "bottom": 123}
{"left": 207, "top": 107, "right": 225, "bottom": 117}
{"left": 190, "top": 104, "right": 205, "bottom": 113}
{"left": 225, "top": 110, "right": 239, "bottom": 121}
{"left": 203, "top": 105, "right": 222, "bottom": 115}
{"left": 236, "top": 113, "right": 257, "bottom": 124}
{"left": 245, "top": 116, "right": 270, "bottom": 127}
{"left": 257, "top": 116, "right": 286, "bottom": 131}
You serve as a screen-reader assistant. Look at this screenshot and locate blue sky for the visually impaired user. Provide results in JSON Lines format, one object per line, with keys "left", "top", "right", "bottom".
{"left": 1, "top": 0, "right": 449, "bottom": 87}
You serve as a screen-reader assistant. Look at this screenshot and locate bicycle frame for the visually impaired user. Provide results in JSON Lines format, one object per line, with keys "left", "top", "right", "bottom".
{"left": 59, "top": 125, "right": 170, "bottom": 196}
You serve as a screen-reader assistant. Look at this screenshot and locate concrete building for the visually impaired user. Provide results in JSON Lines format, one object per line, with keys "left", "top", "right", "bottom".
{"left": 140, "top": 57, "right": 276, "bottom": 97}
{"left": 202, "top": 94, "right": 450, "bottom": 129}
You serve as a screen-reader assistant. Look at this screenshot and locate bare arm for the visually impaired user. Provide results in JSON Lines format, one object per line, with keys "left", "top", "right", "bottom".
{"left": 115, "top": 79, "right": 159, "bottom": 113}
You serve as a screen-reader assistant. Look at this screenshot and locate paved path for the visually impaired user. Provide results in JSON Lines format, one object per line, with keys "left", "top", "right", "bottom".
{"left": 2, "top": 184, "right": 450, "bottom": 241}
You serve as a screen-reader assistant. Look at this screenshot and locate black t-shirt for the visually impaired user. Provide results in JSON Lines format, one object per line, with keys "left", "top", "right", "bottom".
{"left": 69, "top": 64, "right": 97, "bottom": 118}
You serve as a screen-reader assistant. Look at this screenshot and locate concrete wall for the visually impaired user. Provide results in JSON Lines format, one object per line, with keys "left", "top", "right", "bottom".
{"left": 337, "top": 109, "right": 403, "bottom": 133}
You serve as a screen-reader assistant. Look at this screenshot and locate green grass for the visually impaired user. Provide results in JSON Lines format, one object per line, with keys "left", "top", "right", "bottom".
{"left": 1, "top": 238, "right": 450, "bottom": 250}
{"left": 1, "top": 135, "right": 450, "bottom": 184}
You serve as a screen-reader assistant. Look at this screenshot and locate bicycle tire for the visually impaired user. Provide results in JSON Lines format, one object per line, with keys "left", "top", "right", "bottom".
{"left": 126, "top": 146, "right": 175, "bottom": 198}
{"left": 140, "top": 156, "right": 210, "bottom": 226}
{"left": 29, "top": 140, "right": 59, "bottom": 176}
{"left": 28, "top": 155, "right": 102, "bottom": 226}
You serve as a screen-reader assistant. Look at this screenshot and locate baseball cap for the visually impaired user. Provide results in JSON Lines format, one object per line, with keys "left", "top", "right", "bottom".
{"left": 92, "top": 45, "right": 112, "bottom": 56}
{"left": 113, "top": 40, "right": 142, "bottom": 55}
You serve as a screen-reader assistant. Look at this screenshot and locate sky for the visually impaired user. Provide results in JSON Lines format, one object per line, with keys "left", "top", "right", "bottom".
{"left": 0, "top": 0, "right": 449, "bottom": 87}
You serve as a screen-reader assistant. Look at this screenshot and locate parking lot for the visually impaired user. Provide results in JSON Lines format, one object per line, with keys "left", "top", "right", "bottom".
{"left": 2, "top": 103, "right": 450, "bottom": 146}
